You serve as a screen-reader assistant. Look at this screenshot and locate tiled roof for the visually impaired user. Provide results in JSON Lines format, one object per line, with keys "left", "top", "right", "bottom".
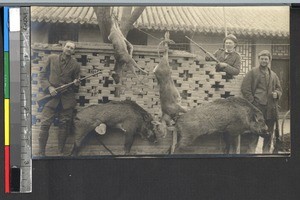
{"left": 31, "top": 6, "right": 289, "bottom": 38}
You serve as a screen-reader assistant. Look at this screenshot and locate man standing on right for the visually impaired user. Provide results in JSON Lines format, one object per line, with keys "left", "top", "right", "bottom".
{"left": 241, "top": 50, "right": 282, "bottom": 153}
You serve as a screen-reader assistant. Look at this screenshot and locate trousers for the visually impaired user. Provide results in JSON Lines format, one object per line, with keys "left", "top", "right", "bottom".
{"left": 38, "top": 101, "right": 74, "bottom": 155}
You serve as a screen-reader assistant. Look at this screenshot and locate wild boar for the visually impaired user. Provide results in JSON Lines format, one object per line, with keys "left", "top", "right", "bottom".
{"left": 70, "top": 100, "right": 159, "bottom": 155}
{"left": 174, "top": 97, "right": 268, "bottom": 154}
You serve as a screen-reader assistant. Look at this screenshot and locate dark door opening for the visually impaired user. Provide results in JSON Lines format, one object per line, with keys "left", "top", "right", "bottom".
{"left": 271, "top": 59, "right": 290, "bottom": 112}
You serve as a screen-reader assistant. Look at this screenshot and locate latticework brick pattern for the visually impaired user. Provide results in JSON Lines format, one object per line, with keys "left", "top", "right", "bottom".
{"left": 31, "top": 43, "right": 243, "bottom": 156}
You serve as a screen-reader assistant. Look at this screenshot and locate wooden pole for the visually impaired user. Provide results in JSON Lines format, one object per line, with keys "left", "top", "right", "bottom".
{"left": 223, "top": 7, "right": 228, "bottom": 37}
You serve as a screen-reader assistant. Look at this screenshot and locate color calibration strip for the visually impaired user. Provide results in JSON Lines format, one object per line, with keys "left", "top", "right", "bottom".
{"left": 4, "top": 7, "right": 25, "bottom": 193}
{"left": 9, "top": 7, "right": 22, "bottom": 193}
{"left": 4, "top": 6, "right": 11, "bottom": 194}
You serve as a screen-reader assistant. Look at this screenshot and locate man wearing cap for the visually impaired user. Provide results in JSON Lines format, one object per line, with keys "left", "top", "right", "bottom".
{"left": 206, "top": 34, "right": 241, "bottom": 79}
{"left": 241, "top": 50, "right": 282, "bottom": 153}
{"left": 38, "top": 41, "right": 81, "bottom": 156}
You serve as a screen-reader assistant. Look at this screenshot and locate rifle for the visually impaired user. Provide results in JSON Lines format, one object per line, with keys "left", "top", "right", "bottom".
{"left": 185, "top": 36, "right": 220, "bottom": 63}
{"left": 37, "top": 70, "right": 102, "bottom": 107}
{"left": 273, "top": 99, "right": 283, "bottom": 153}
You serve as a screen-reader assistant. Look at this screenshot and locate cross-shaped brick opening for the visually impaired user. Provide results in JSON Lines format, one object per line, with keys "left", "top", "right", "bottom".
{"left": 211, "top": 81, "right": 224, "bottom": 89}
{"left": 181, "top": 90, "right": 191, "bottom": 100}
{"left": 103, "top": 77, "right": 114, "bottom": 87}
{"left": 77, "top": 96, "right": 90, "bottom": 106}
{"left": 170, "top": 59, "right": 181, "bottom": 70}
{"left": 77, "top": 55, "right": 87, "bottom": 66}
{"left": 221, "top": 91, "right": 234, "bottom": 98}
{"left": 98, "top": 96, "right": 110, "bottom": 104}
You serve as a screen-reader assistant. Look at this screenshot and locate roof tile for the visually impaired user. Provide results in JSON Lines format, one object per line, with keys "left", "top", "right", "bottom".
{"left": 31, "top": 6, "right": 289, "bottom": 37}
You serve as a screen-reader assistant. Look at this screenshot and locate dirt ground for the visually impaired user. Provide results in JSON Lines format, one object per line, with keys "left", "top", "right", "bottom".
{"left": 255, "top": 118, "right": 290, "bottom": 154}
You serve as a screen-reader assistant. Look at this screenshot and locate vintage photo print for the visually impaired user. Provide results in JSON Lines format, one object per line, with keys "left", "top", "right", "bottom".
{"left": 30, "top": 6, "right": 290, "bottom": 158}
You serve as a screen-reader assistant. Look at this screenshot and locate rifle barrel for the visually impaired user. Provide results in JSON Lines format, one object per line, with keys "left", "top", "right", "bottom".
{"left": 37, "top": 70, "right": 102, "bottom": 106}
{"left": 185, "top": 36, "right": 207, "bottom": 53}
{"left": 185, "top": 36, "right": 219, "bottom": 63}
{"left": 79, "top": 70, "right": 102, "bottom": 81}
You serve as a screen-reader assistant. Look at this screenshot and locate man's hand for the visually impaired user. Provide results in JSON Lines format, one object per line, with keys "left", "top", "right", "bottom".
{"left": 48, "top": 86, "right": 58, "bottom": 96}
{"left": 272, "top": 92, "right": 278, "bottom": 99}
{"left": 73, "top": 79, "right": 80, "bottom": 86}
{"left": 216, "top": 62, "right": 227, "bottom": 71}
{"left": 218, "top": 62, "right": 228, "bottom": 69}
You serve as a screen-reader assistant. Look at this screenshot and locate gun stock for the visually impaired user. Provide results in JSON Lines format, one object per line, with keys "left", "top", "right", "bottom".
{"left": 273, "top": 100, "right": 282, "bottom": 153}
{"left": 37, "top": 95, "right": 52, "bottom": 107}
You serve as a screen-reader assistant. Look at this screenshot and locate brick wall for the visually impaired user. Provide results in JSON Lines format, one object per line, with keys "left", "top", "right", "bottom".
{"left": 31, "top": 42, "right": 243, "bottom": 156}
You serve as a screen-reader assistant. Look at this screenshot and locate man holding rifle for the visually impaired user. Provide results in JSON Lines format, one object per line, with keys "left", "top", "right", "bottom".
{"left": 38, "top": 41, "right": 81, "bottom": 156}
{"left": 205, "top": 34, "right": 241, "bottom": 79}
{"left": 241, "top": 50, "right": 282, "bottom": 153}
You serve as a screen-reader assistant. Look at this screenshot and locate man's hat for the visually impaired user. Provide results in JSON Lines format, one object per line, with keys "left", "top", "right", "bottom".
{"left": 258, "top": 50, "right": 272, "bottom": 60}
{"left": 223, "top": 34, "right": 238, "bottom": 44}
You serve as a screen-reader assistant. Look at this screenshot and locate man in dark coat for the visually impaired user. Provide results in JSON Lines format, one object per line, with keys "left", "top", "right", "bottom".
{"left": 241, "top": 50, "right": 282, "bottom": 153}
{"left": 38, "top": 41, "right": 81, "bottom": 156}
{"left": 206, "top": 34, "right": 241, "bottom": 79}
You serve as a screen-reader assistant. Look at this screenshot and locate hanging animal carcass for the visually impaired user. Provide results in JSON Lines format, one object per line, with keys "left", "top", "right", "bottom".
{"left": 153, "top": 32, "right": 187, "bottom": 136}
{"left": 108, "top": 15, "right": 148, "bottom": 84}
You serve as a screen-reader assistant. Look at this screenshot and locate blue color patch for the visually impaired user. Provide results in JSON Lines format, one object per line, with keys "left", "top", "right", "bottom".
{"left": 4, "top": 7, "right": 9, "bottom": 51}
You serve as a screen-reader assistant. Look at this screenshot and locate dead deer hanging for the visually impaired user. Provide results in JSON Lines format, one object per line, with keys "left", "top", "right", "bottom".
{"left": 108, "top": 15, "right": 148, "bottom": 84}
{"left": 153, "top": 32, "right": 187, "bottom": 137}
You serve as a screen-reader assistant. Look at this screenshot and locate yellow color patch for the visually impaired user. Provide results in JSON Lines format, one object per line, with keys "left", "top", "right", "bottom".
{"left": 4, "top": 99, "right": 10, "bottom": 145}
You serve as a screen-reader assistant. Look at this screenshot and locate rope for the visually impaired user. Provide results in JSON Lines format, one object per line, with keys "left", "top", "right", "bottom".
{"left": 96, "top": 135, "right": 115, "bottom": 155}
{"left": 136, "top": 27, "right": 162, "bottom": 41}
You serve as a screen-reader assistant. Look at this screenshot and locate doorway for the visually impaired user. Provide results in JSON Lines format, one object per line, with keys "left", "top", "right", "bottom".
{"left": 271, "top": 59, "right": 290, "bottom": 112}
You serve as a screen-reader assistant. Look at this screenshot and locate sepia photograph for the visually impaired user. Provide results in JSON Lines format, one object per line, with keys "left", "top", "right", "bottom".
{"left": 30, "top": 6, "right": 290, "bottom": 157}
